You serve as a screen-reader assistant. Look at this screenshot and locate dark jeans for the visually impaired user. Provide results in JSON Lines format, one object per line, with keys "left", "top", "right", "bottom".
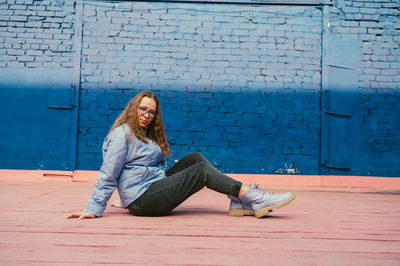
{"left": 128, "top": 152, "right": 242, "bottom": 216}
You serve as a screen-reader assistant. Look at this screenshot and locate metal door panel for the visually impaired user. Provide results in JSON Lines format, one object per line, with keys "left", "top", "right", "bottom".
{"left": 327, "top": 36, "right": 361, "bottom": 70}
{"left": 321, "top": 36, "right": 361, "bottom": 174}
{"left": 0, "top": 68, "right": 75, "bottom": 170}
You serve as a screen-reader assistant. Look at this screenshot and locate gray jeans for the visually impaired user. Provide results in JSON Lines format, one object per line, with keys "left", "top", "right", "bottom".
{"left": 128, "top": 152, "right": 242, "bottom": 216}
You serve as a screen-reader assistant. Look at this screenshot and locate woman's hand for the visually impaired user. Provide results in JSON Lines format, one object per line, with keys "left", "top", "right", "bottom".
{"left": 111, "top": 199, "right": 122, "bottom": 208}
{"left": 65, "top": 211, "right": 96, "bottom": 219}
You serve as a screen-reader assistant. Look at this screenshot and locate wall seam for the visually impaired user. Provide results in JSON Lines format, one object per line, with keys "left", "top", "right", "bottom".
{"left": 72, "top": 0, "right": 84, "bottom": 170}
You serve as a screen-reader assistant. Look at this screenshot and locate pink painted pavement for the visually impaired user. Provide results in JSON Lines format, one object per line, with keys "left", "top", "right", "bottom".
{"left": 0, "top": 173, "right": 399, "bottom": 265}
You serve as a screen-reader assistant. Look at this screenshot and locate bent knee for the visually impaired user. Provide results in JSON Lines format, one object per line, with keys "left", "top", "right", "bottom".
{"left": 188, "top": 151, "right": 203, "bottom": 159}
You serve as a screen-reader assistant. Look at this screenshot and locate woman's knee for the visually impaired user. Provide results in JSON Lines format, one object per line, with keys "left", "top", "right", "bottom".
{"left": 191, "top": 152, "right": 213, "bottom": 166}
{"left": 187, "top": 151, "right": 203, "bottom": 160}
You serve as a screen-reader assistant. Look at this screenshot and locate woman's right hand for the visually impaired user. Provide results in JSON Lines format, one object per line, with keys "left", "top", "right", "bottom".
{"left": 65, "top": 211, "right": 96, "bottom": 219}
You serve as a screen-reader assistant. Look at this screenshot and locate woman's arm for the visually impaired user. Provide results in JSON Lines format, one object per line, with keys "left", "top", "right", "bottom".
{"left": 66, "top": 130, "right": 128, "bottom": 219}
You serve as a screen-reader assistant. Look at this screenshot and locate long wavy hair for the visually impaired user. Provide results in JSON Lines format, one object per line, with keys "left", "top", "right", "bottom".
{"left": 108, "top": 91, "right": 170, "bottom": 158}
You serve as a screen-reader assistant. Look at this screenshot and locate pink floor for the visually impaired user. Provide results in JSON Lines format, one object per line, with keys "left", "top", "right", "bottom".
{"left": 0, "top": 173, "right": 399, "bottom": 265}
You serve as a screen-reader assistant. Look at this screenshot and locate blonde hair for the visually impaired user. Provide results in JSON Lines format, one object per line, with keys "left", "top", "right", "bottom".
{"left": 108, "top": 91, "right": 170, "bottom": 158}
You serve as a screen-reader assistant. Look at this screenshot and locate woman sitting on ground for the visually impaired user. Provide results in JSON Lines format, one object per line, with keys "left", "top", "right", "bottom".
{"left": 66, "top": 91, "right": 295, "bottom": 219}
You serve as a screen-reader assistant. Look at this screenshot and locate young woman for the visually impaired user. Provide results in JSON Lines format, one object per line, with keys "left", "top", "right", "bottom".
{"left": 66, "top": 91, "right": 295, "bottom": 219}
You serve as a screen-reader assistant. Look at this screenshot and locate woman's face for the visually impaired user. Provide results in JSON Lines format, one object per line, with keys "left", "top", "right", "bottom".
{"left": 137, "top": 96, "right": 157, "bottom": 128}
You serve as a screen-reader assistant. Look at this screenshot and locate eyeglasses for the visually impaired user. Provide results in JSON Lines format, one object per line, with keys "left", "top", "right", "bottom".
{"left": 138, "top": 106, "right": 157, "bottom": 118}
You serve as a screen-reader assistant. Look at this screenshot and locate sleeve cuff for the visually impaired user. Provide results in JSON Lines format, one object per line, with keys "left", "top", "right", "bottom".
{"left": 84, "top": 202, "right": 106, "bottom": 218}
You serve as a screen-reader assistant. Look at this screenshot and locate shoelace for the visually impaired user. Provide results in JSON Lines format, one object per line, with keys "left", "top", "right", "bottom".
{"left": 253, "top": 184, "right": 276, "bottom": 197}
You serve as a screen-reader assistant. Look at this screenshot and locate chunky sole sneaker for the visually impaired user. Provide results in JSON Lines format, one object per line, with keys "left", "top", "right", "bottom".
{"left": 254, "top": 193, "right": 296, "bottom": 218}
{"left": 227, "top": 195, "right": 255, "bottom": 217}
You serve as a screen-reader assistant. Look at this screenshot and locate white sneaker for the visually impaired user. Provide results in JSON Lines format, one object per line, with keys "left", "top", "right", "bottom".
{"left": 243, "top": 184, "right": 295, "bottom": 218}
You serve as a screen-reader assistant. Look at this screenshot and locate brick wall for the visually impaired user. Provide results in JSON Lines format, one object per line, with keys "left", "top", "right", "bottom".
{"left": 77, "top": 1, "right": 322, "bottom": 173}
{"left": 0, "top": 0, "right": 75, "bottom": 69}
{"left": 0, "top": 0, "right": 399, "bottom": 176}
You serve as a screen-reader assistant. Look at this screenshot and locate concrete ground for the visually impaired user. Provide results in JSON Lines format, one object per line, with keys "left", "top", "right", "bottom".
{"left": 0, "top": 178, "right": 399, "bottom": 266}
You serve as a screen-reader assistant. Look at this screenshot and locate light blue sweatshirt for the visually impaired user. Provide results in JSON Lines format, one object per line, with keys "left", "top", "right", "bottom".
{"left": 84, "top": 124, "right": 166, "bottom": 217}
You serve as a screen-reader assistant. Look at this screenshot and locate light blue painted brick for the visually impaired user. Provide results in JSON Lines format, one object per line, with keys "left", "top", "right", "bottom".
{"left": 2, "top": 31, "right": 18, "bottom": 37}
{"left": 5, "top": 37, "right": 23, "bottom": 43}
{"left": 9, "top": 4, "right": 26, "bottom": 10}
{"left": 7, "top": 48, "right": 24, "bottom": 55}
{"left": 53, "top": 33, "right": 70, "bottom": 40}
{"left": 7, "top": 61, "right": 25, "bottom": 67}
{"left": 0, "top": 54, "right": 16, "bottom": 60}
{"left": 17, "top": 32, "right": 35, "bottom": 38}
{"left": 376, "top": 76, "right": 394, "bottom": 82}
{"left": 34, "top": 32, "right": 54, "bottom": 39}
{"left": 373, "top": 62, "right": 390, "bottom": 68}
{"left": 36, "top": 10, "right": 55, "bottom": 17}
{"left": 390, "top": 62, "right": 400, "bottom": 69}
{"left": 35, "top": 56, "right": 53, "bottom": 62}
{"left": 26, "top": 49, "right": 42, "bottom": 56}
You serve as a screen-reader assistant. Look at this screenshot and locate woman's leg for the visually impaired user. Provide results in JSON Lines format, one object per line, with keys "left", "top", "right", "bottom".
{"left": 128, "top": 161, "right": 242, "bottom": 216}
{"left": 165, "top": 151, "right": 212, "bottom": 177}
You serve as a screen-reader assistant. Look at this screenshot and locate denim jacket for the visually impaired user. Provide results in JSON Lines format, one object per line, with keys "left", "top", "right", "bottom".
{"left": 84, "top": 124, "right": 166, "bottom": 217}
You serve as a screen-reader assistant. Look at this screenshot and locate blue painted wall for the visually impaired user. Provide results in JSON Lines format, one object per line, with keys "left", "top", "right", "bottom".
{"left": 78, "top": 88, "right": 321, "bottom": 174}
{"left": 0, "top": 0, "right": 399, "bottom": 176}
{"left": 77, "top": 2, "right": 322, "bottom": 174}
